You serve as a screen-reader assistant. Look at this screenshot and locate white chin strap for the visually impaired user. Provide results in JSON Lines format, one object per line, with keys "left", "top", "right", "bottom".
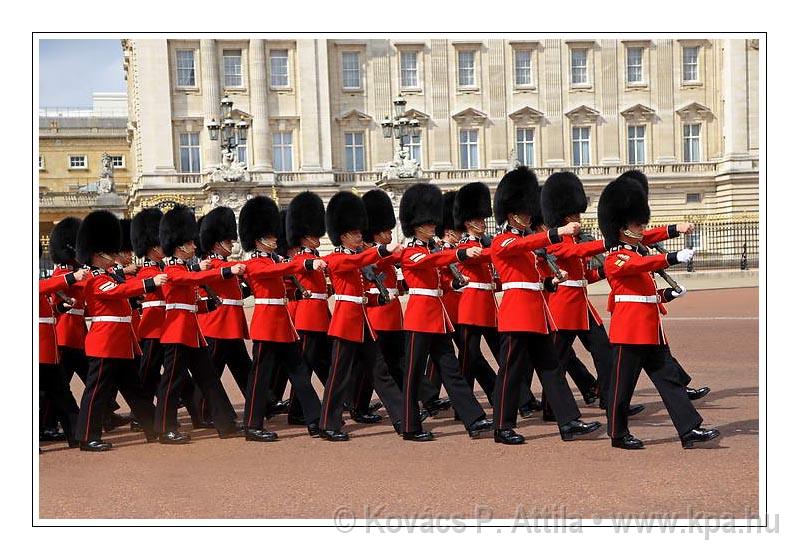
{"left": 623, "top": 229, "right": 644, "bottom": 240}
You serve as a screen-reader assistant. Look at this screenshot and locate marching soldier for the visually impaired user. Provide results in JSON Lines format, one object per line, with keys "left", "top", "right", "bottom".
{"left": 490, "top": 167, "right": 600, "bottom": 445}
{"left": 398, "top": 183, "right": 493, "bottom": 442}
{"left": 598, "top": 177, "right": 719, "bottom": 449}
{"left": 238, "top": 195, "right": 325, "bottom": 441}
{"left": 286, "top": 192, "right": 333, "bottom": 424}
{"left": 131, "top": 208, "right": 167, "bottom": 409}
{"left": 618, "top": 169, "right": 710, "bottom": 401}
{"left": 318, "top": 191, "right": 405, "bottom": 441}
{"left": 155, "top": 205, "right": 244, "bottom": 444}
{"left": 196, "top": 207, "right": 253, "bottom": 421}
{"left": 73, "top": 210, "right": 162, "bottom": 451}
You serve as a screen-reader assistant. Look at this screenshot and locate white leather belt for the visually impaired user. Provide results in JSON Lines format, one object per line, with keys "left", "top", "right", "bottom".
{"left": 334, "top": 294, "right": 367, "bottom": 304}
{"left": 465, "top": 282, "right": 493, "bottom": 291}
{"left": 65, "top": 308, "right": 85, "bottom": 316}
{"left": 38, "top": 317, "right": 56, "bottom": 324}
{"left": 220, "top": 299, "right": 244, "bottom": 306}
{"left": 90, "top": 316, "right": 133, "bottom": 323}
{"left": 408, "top": 288, "right": 443, "bottom": 297}
{"left": 614, "top": 295, "right": 658, "bottom": 304}
{"left": 560, "top": 280, "right": 588, "bottom": 288}
{"left": 165, "top": 303, "right": 198, "bottom": 312}
{"left": 367, "top": 288, "right": 399, "bottom": 296}
{"left": 141, "top": 300, "right": 166, "bottom": 309}
{"left": 307, "top": 292, "right": 329, "bottom": 300}
{"left": 254, "top": 298, "right": 288, "bottom": 305}
{"left": 502, "top": 282, "right": 544, "bottom": 291}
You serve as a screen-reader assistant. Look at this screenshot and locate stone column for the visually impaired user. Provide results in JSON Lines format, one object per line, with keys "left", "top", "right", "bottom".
{"left": 136, "top": 40, "right": 176, "bottom": 174}
{"left": 249, "top": 39, "right": 271, "bottom": 171}
{"left": 297, "top": 39, "right": 333, "bottom": 172}
{"left": 200, "top": 39, "right": 221, "bottom": 172}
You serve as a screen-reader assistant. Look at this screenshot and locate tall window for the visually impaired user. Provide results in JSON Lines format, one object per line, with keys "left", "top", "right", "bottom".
{"left": 626, "top": 47, "right": 643, "bottom": 83}
{"left": 270, "top": 49, "right": 289, "bottom": 87}
{"left": 571, "top": 127, "right": 590, "bottom": 167}
{"left": 516, "top": 128, "right": 535, "bottom": 166}
{"left": 176, "top": 49, "right": 196, "bottom": 87}
{"left": 627, "top": 125, "right": 646, "bottom": 164}
{"left": 683, "top": 124, "right": 701, "bottom": 162}
{"left": 234, "top": 132, "right": 247, "bottom": 165}
{"left": 179, "top": 132, "right": 201, "bottom": 172}
{"left": 459, "top": 129, "right": 479, "bottom": 169}
{"left": 39, "top": 155, "right": 45, "bottom": 170}
{"left": 344, "top": 132, "right": 365, "bottom": 171}
{"left": 683, "top": 46, "right": 699, "bottom": 82}
{"left": 401, "top": 131, "right": 422, "bottom": 163}
{"left": 223, "top": 49, "right": 242, "bottom": 87}
{"left": 272, "top": 131, "right": 293, "bottom": 171}
{"left": 342, "top": 52, "right": 361, "bottom": 89}
{"left": 457, "top": 51, "right": 475, "bottom": 87}
{"left": 69, "top": 155, "right": 87, "bottom": 169}
{"left": 570, "top": 49, "right": 588, "bottom": 85}
{"left": 400, "top": 51, "right": 419, "bottom": 88}
{"left": 514, "top": 50, "right": 533, "bottom": 86}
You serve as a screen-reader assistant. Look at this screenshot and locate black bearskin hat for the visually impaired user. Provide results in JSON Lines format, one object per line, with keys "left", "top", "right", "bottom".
{"left": 49, "top": 217, "right": 82, "bottom": 265}
{"left": 200, "top": 206, "right": 238, "bottom": 254}
{"left": 276, "top": 209, "right": 291, "bottom": 258}
{"left": 541, "top": 172, "right": 588, "bottom": 228}
{"left": 454, "top": 182, "right": 491, "bottom": 231}
{"left": 120, "top": 219, "right": 133, "bottom": 253}
{"left": 362, "top": 189, "right": 396, "bottom": 243}
{"left": 598, "top": 177, "right": 651, "bottom": 245}
{"left": 287, "top": 191, "right": 326, "bottom": 247}
{"left": 618, "top": 169, "right": 649, "bottom": 197}
{"left": 238, "top": 196, "right": 281, "bottom": 252}
{"left": 159, "top": 204, "right": 197, "bottom": 258}
{"left": 131, "top": 208, "right": 163, "bottom": 258}
{"left": 494, "top": 166, "right": 541, "bottom": 227}
{"left": 436, "top": 191, "right": 458, "bottom": 238}
{"left": 76, "top": 210, "right": 122, "bottom": 265}
{"left": 399, "top": 183, "right": 443, "bottom": 238}
{"left": 325, "top": 191, "right": 366, "bottom": 246}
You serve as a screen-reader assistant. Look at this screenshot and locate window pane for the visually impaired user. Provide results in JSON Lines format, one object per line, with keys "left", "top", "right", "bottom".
{"left": 515, "top": 128, "right": 534, "bottom": 166}
{"left": 342, "top": 52, "right": 361, "bottom": 89}
{"left": 400, "top": 51, "right": 418, "bottom": 88}
{"left": 179, "top": 132, "right": 200, "bottom": 172}
{"left": 223, "top": 50, "right": 242, "bottom": 87}
{"left": 627, "top": 47, "right": 643, "bottom": 82}
{"left": 683, "top": 46, "right": 699, "bottom": 81}
{"left": 457, "top": 51, "right": 475, "bottom": 86}
{"left": 571, "top": 49, "right": 587, "bottom": 84}
{"left": 270, "top": 49, "right": 289, "bottom": 87}
{"left": 176, "top": 50, "right": 195, "bottom": 86}
{"left": 514, "top": 50, "right": 532, "bottom": 85}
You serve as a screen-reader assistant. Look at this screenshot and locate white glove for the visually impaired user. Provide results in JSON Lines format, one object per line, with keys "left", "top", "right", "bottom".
{"left": 670, "top": 285, "right": 688, "bottom": 299}
{"left": 676, "top": 248, "right": 695, "bottom": 263}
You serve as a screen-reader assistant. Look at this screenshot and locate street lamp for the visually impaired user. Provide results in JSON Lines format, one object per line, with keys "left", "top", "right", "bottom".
{"left": 383, "top": 93, "right": 420, "bottom": 155}
{"left": 207, "top": 96, "right": 249, "bottom": 163}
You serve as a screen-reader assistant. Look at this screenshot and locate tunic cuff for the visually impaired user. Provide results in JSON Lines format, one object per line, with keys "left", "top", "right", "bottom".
{"left": 547, "top": 228, "right": 562, "bottom": 244}
{"left": 666, "top": 252, "right": 680, "bottom": 266}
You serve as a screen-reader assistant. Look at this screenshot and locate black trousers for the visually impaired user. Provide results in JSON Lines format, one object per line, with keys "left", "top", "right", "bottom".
{"left": 320, "top": 331, "right": 404, "bottom": 431}
{"left": 244, "top": 341, "right": 321, "bottom": 429}
{"left": 155, "top": 344, "right": 237, "bottom": 435}
{"left": 494, "top": 332, "right": 581, "bottom": 430}
{"left": 138, "top": 338, "right": 165, "bottom": 404}
{"left": 196, "top": 337, "right": 251, "bottom": 422}
{"left": 634, "top": 348, "right": 692, "bottom": 388}
{"left": 75, "top": 357, "right": 155, "bottom": 442}
{"left": 288, "top": 330, "right": 331, "bottom": 418}
{"left": 375, "top": 330, "right": 440, "bottom": 406}
{"left": 402, "top": 331, "right": 485, "bottom": 434}
{"left": 458, "top": 325, "right": 498, "bottom": 404}
{"left": 553, "top": 315, "right": 611, "bottom": 400}
{"left": 607, "top": 344, "right": 702, "bottom": 439}
{"left": 40, "top": 363, "right": 79, "bottom": 444}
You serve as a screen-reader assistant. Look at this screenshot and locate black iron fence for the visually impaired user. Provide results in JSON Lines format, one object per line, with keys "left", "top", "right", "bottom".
{"left": 485, "top": 216, "right": 759, "bottom": 272}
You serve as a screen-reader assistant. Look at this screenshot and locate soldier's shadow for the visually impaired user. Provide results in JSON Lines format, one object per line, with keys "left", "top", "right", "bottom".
{"left": 637, "top": 418, "right": 758, "bottom": 448}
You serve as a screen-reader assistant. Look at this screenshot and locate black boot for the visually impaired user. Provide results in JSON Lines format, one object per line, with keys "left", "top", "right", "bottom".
{"left": 467, "top": 418, "right": 493, "bottom": 438}
{"left": 686, "top": 386, "right": 711, "bottom": 401}
{"left": 158, "top": 431, "right": 191, "bottom": 444}
{"left": 494, "top": 429, "right": 525, "bottom": 445}
{"left": 559, "top": 420, "right": 601, "bottom": 441}
{"left": 79, "top": 440, "right": 113, "bottom": 452}
{"left": 402, "top": 430, "right": 434, "bottom": 442}
{"left": 680, "top": 427, "right": 720, "bottom": 449}
{"left": 612, "top": 434, "right": 644, "bottom": 450}
{"left": 245, "top": 428, "right": 278, "bottom": 442}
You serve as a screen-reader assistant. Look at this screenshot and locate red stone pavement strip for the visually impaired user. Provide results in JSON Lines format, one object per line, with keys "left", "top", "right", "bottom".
{"left": 38, "top": 287, "right": 758, "bottom": 519}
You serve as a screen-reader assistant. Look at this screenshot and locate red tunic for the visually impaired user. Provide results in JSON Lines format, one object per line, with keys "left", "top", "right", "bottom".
{"left": 325, "top": 246, "right": 387, "bottom": 343}
{"left": 401, "top": 239, "right": 463, "bottom": 334}
{"left": 439, "top": 244, "right": 462, "bottom": 326}
{"left": 83, "top": 268, "right": 153, "bottom": 359}
{"left": 546, "top": 235, "right": 606, "bottom": 331}
{"left": 292, "top": 247, "right": 331, "bottom": 333}
{"left": 197, "top": 256, "right": 249, "bottom": 340}
{"left": 456, "top": 236, "right": 498, "bottom": 328}
{"left": 160, "top": 258, "right": 233, "bottom": 348}
{"left": 605, "top": 244, "right": 675, "bottom": 345}
{"left": 245, "top": 251, "right": 312, "bottom": 343}
{"left": 52, "top": 265, "right": 88, "bottom": 349}
{"left": 136, "top": 261, "right": 166, "bottom": 340}
{"left": 491, "top": 227, "right": 562, "bottom": 334}
{"left": 39, "top": 273, "right": 77, "bottom": 364}
{"left": 365, "top": 251, "right": 404, "bottom": 332}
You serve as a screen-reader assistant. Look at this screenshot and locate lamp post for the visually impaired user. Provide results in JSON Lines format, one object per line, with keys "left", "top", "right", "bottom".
{"left": 380, "top": 94, "right": 422, "bottom": 181}
{"left": 206, "top": 94, "right": 251, "bottom": 183}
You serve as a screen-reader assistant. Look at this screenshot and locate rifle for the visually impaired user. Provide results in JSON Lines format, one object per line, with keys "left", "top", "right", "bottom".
{"left": 430, "top": 237, "right": 469, "bottom": 290}
{"left": 533, "top": 248, "right": 565, "bottom": 281}
{"left": 576, "top": 230, "right": 607, "bottom": 270}
{"left": 361, "top": 264, "right": 391, "bottom": 305}
{"left": 188, "top": 257, "right": 223, "bottom": 306}
{"left": 641, "top": 242, "right": 684, "bottom": 294}
{"left": 288, "top": 274, "right": 310, "bottom": 300}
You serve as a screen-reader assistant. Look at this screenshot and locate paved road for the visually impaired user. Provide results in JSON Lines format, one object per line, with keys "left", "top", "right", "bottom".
{"left": 38, "top": 287, "right": 759, "bottom": 520}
